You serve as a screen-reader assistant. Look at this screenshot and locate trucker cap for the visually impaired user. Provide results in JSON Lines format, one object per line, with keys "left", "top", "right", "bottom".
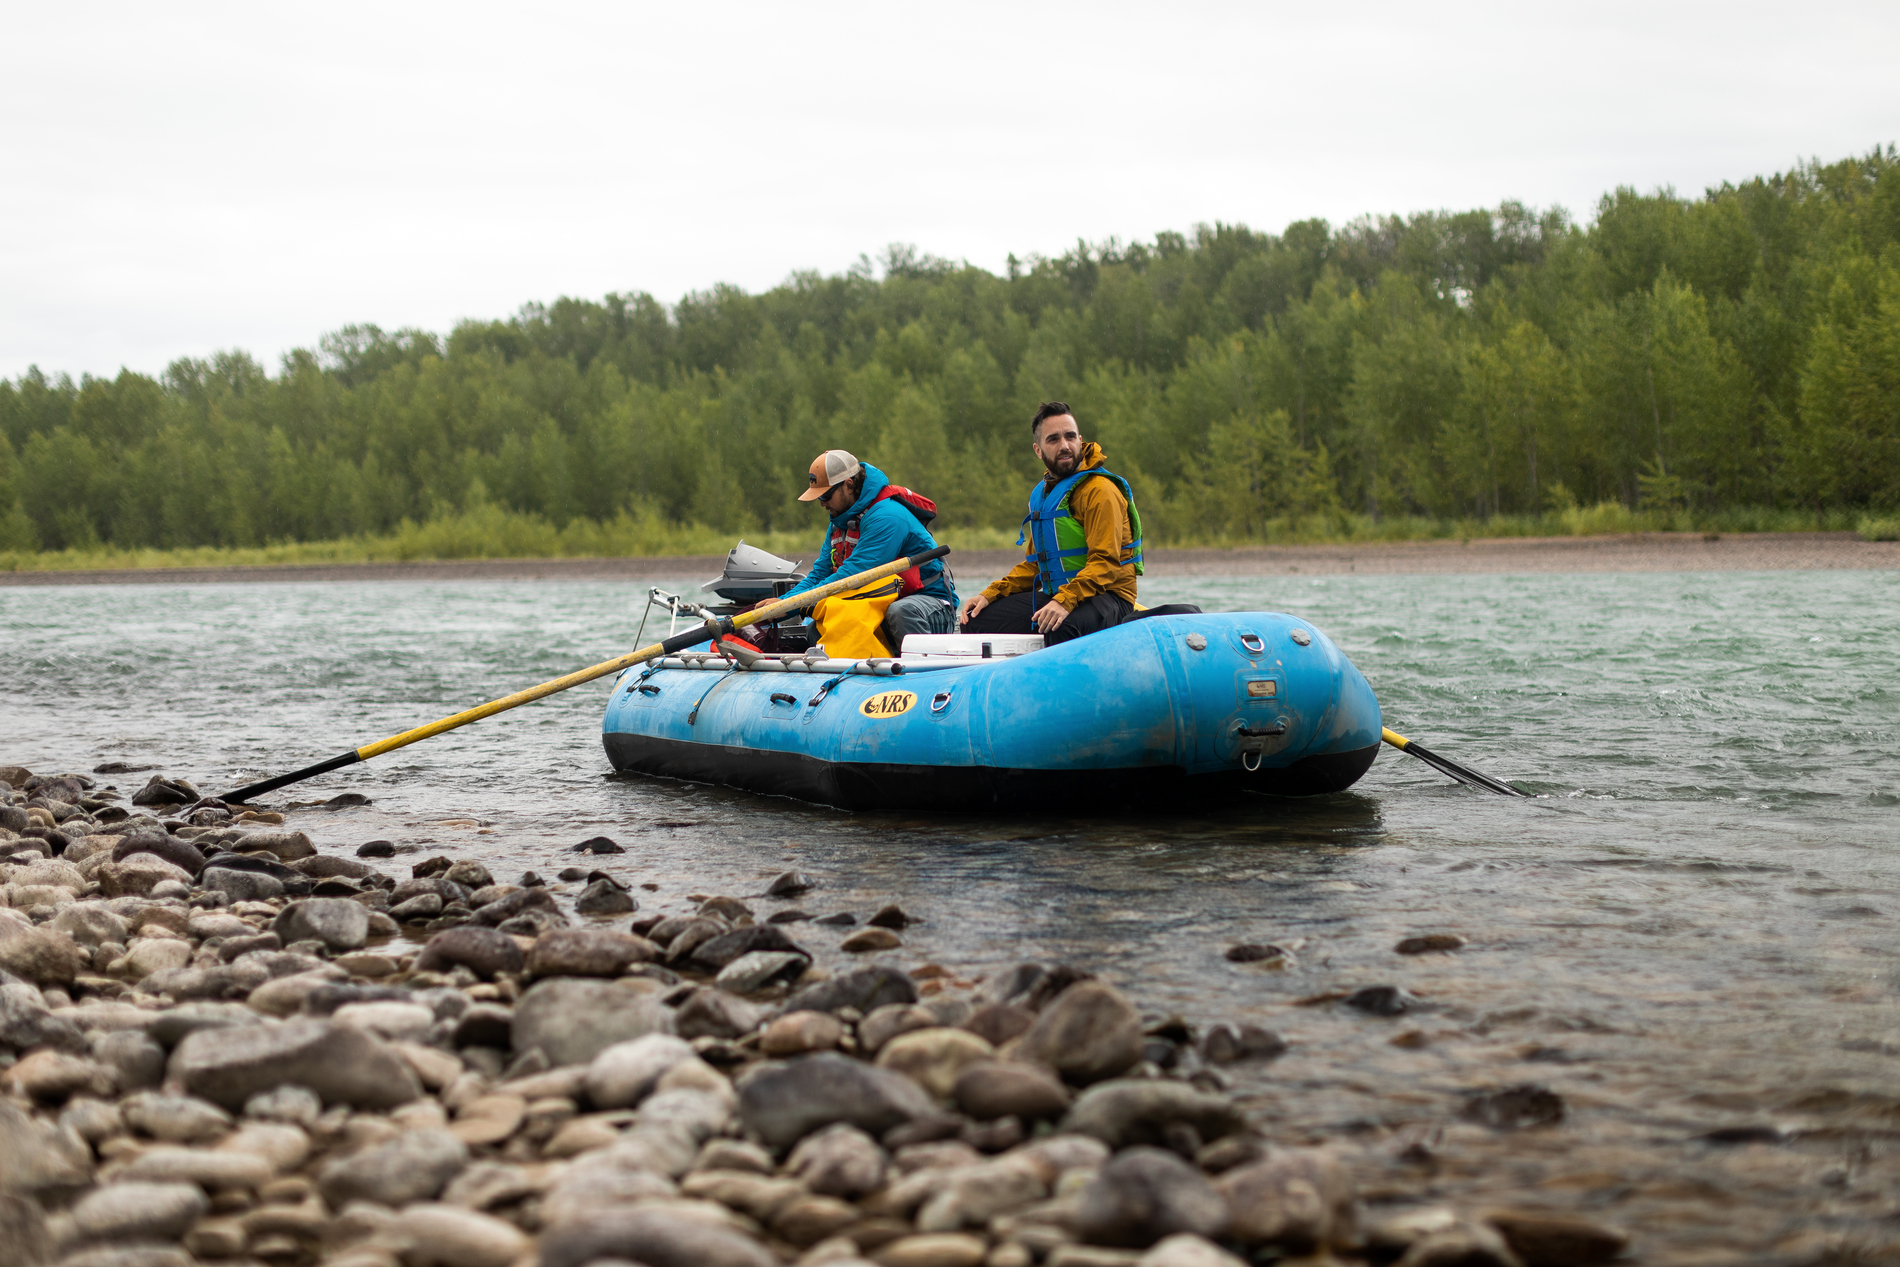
{"left": 799, "top": 449, "right": 862, "bottom": 501}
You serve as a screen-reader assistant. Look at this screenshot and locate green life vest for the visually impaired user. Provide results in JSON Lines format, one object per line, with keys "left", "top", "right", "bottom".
{"left": 1019, "top": 466, "right": 1145, "bottom": 598}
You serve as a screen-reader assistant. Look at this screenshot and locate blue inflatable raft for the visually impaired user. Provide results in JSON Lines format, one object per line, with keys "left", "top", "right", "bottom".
{"left": 601, "top": 611, "right": 1382, "bottom": 811}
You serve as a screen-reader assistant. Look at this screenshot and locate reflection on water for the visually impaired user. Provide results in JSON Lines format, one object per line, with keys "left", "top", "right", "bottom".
{"left": 8, "top": 567, "right": 1900, "bottom": 1262}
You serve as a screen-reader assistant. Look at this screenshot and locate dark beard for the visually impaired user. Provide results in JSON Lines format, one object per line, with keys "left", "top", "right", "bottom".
{"left": 1042, "top": 452, "right": 1079, "bottom": 479}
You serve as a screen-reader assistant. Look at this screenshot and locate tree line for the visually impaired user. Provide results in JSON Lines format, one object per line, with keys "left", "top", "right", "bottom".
{"left": 3, "top": 148, "right": 1897, "bottom": 558}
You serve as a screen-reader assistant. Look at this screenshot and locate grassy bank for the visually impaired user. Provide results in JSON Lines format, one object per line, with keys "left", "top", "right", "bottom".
{"left": 2, "top": 502, "right": 1892, "bottom": 573}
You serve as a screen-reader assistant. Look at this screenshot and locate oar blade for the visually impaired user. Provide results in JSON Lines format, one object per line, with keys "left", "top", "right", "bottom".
{"left": 1382, "top": 728, "right": 1525, "bottom": 797}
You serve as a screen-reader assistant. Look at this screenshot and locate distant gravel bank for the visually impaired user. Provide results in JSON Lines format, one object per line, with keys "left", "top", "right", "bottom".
{"left": 3, "top": 533, "right": 1894, "bottom": 588}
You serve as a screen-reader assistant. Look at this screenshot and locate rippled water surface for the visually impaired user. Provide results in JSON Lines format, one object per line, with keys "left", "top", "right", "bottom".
{"left": 7, "top": 568, "right": 1900, "bottom": 1262}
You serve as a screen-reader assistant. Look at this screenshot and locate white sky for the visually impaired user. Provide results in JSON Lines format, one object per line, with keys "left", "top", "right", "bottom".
{"left": 4, "top": 0, "right": 1897, "bottom": 381}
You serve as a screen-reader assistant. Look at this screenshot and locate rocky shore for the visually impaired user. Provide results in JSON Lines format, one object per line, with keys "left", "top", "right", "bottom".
{"left": 1, "top": 765, "right": 1628, "bottom": 1267}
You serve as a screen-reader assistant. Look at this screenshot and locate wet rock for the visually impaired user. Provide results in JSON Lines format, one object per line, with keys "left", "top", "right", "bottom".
{"left": 442, "top": 859, "right": 492, "bottom": 888}
{"left": 573, "top": 835, "right": 625, "bottom": 854}
{"left": 855, "top": 1002, "right": 934, "bottom": 1055}
{"left": 229, "top": 829, "right": 315, "bottom": 861}
{"left": 392, "top": 893, "right": 445, "bottom": 921}
{"left": 172, "top": 1017, "right": 421, "bottom": 1110}
{"left": 1216, "top": 1149, "right": 1358, "bottom": 1252}
{"left": 1345, "top": 985, "right": 1415, "bottom": 1016}
{"left": 1077, "top": 1146, "right": 1228, "bottom": 1248}
{"left": 587, "top": 1032, "right": 698, "bottom": 1109}
{"left": 199, "top": 865, "right": 286, "bottom": 902}
{"left": 867, "top": 903, "right": 911, "bottom": 929}
{"left": 121, "top": 1092, "right": 233, "bottom": 1142}
{"left": 0, "top": 1100, "right": 93, "bottom": 1192}
{"left": 1223, "top": 943, "right": 1292, "bottom": 964}
{"left": 674, "top": 986, "right": 769, "bottom": 1040}
{"left": 843, "top": 927, "right": 903, "bottom": 952}
{"left": 392, "top": 1202, "right": 532, "bottom": 1267}
{"left": 318, "top": 1126, "right": 468, "bottom": 1208}
{"left": 766, "top": 870, "right": 814, "bottom": 896}
{"left": 1483, "top": 1208, "right": 1627, "bottom": 1266}
{"left": 294, "top": 854, "right": 385, "bottom": 882}
{"left": 953, "top": 1061, "right": 1071, "bottom": 1121}
{"left": 1200, "top": 1023, "right": 1287, "bottom": 1065}
{"left": 1014, "top": 981, "right": 1143, "bottom": 1084}
{"left": 527, "top": 927, "right": 656, "bottom": 977}
{"left": 109, "top": 832, "right": 206, "bottom": 877}
{"left": 66, "top": 1180, "right": 207, "bottom": 1244}
{"left": 687, "top": 923, "right": 809, "bottom": 972}
{"left": 130, "top": 775, "right": 197, "bottom": 807}
{"left": 786, "top": 1121, "right": 887, "bottom": 1198}
{"left": 1063, "top": 1079, "right": 1245, "bottom": 1150}
{"left": 785, "top": 964, "right": 919, "bottom": 1016}
{"left": 739, "top": 1051, "right": 936, "bottom": 1150}
{"left": 92, "top": 1029, "right": 166, "bottom": 1090}
{"left": 762, "top": 1009, "right": 846, "bottom": 1056}
{"left": 1395, "top": 1219, "right": 1523, "bottom": 1267}
{"left": 575, "top": 878, "right": 638, "bottom": 915}
{"left": 1396, "top": 933, "right": 1468, "bottom": 954}
{"left": 356, "top": 840, "right": 396, "bottom": 858}
{"left": 717, "top": 950, "right": 809, "bottom": 993}
{"left": 814, "top": 911, "right": 856, "bottom": 926}
{"left": 510, "top": 976, "right": 675, "bottom": 1065}
{"left": 473, "top": 885, "right": 565, "bottom": 930}
{"left": 876, "top": 1026, "right": 996, "bottom": 1099}
{"left": 1135, "top": 1234, "right": 1248, "bottom": 1267}
{"left": 269, "top": 897, "right": 370, "bottom": 952}
{"left": 963, "top": 1002, "right": 1036, "bottom": 1047}
{"left": 1461, "top": 1085, "right": 1565, "bottom": 1130}
{"left": 0, "top": 920, "right": 86, "bottom": 984}
{"left": 414, "top": 926, "right": 525, "bottom": 980}
{"left": 539, "top": 1205, "right": 775, "bottom": 1267}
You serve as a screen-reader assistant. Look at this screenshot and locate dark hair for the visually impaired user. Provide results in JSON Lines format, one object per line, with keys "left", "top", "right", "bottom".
{"left": 1031, "top": 401, "right": 1075, "bottom": 438}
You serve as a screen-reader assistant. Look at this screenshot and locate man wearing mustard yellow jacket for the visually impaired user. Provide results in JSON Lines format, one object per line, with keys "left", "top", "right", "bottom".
{"left": 959, "top": 402, "right": 1142, "bottom": 646}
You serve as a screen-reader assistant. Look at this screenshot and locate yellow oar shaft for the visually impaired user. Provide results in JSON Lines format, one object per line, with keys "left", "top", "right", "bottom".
{"left": 222, "top": 546, "right": 947, "bottom": 802}
{"left": 1382, "top": 727, "right": 1410, "bottom": 749}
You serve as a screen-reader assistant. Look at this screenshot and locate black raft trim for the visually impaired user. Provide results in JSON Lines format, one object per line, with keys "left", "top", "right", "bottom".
{"left": 601, "top": 733, "right": 1378, "bottom": 812}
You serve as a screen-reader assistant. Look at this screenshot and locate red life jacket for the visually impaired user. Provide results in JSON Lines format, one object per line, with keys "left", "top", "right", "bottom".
{"left": 831, "top": 485, "right": 938, "bottom": 596}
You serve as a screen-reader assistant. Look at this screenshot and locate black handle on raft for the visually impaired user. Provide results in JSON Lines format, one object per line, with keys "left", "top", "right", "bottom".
{"left": 1237, "top": 723, "right": 1288, "bottom": 737}
{"left": 770, "top": 693, "right": 797, "bottom": 705}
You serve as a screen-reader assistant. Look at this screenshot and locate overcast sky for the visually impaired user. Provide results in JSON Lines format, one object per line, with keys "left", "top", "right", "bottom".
{"left": 4, "top": 1, "right": 1896, "bottom": 381}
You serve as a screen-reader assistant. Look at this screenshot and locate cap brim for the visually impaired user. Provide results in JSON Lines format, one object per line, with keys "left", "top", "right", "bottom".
{"left": 798, "top": 485, "right": 830, "bottom": 502}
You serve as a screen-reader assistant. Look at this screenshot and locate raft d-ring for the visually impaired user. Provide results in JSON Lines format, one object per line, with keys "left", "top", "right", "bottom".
{"left": 1239, "top": 632, "right": 1265, "bottom": 655}
{"left": 931, "top": 690, "right": 953, "bottom": 713}
{"left": 1243, "top": 750, "right": 1263, "bottom": 772}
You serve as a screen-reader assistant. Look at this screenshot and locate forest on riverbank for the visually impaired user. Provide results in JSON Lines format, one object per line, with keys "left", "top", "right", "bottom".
{"left": 4, "top": 149, "right": 1898, "bottom": 568}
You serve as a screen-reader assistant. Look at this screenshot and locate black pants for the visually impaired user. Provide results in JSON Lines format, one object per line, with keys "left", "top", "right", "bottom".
{"left": 963, "top": 590, "right": 1134, "bottom": 645}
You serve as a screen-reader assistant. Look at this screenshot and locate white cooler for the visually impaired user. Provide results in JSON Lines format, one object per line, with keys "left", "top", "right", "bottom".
{"left": 900, "top": 633, "right": 1046, "bottom": 659}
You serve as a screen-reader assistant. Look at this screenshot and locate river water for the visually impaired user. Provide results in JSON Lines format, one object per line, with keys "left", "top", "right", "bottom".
{"left": 7, "top": 568, "right": 1899, "bottom": 1262}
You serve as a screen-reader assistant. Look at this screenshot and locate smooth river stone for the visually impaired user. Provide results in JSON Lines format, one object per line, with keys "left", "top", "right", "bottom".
{"left": 171, "top": 1018, "right": 421, "bottom": 1110}
{"left": 509, "top": 977, "right": 674, "bottom": 1066}
{"left": 738, "top": 1051, "right": 935, "bottom": 1150}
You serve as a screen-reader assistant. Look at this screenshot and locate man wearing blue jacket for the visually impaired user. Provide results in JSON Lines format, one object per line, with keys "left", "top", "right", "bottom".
{"left": 779, "top": 449, "right": 957, "bottom": 647}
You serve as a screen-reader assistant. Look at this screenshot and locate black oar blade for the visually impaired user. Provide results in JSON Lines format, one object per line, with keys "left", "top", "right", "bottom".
{"left": 1396, "top": 737, "right": 1525, "bottom": 796}
{"left": 222, "top": 750, "right": 362, "bottom": 804}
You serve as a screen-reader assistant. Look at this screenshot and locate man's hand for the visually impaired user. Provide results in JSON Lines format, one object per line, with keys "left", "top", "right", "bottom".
{"left": 958, "top": 594, "right": 989, "bottom": 627}
{"left": 1032, "top": 599, "right": 1070, "bottom": 634}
